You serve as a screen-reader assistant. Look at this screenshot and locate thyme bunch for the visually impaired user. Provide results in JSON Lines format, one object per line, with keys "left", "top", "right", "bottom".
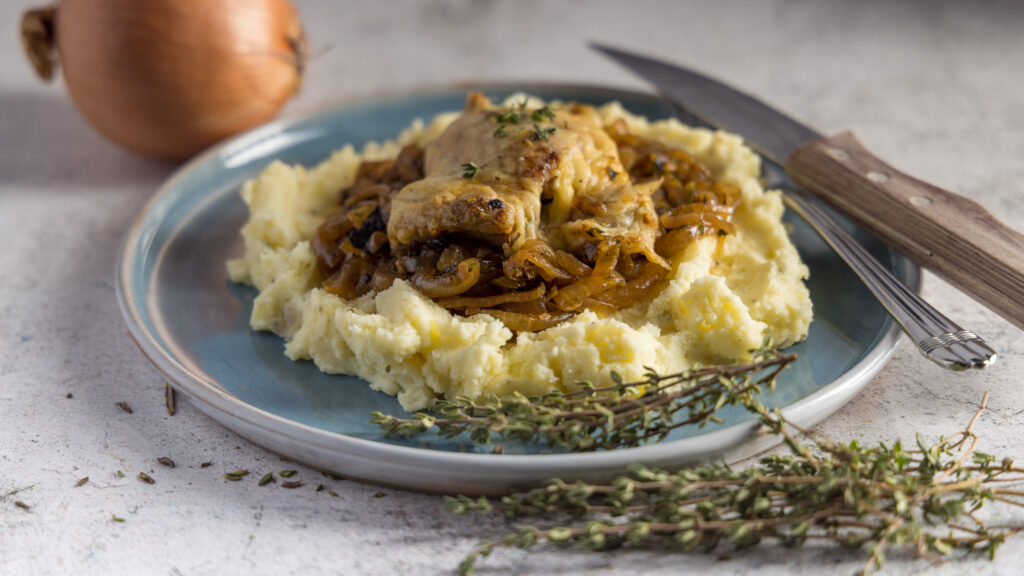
{"left": 450, "top": 393, "right": 1024, "bottom": 575}
{"left": 371, "top": 348, "right": 795, "bottom": 451}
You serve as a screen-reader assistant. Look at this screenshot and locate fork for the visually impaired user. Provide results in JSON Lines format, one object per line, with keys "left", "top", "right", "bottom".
{"left": 782, "top": 190, "right": 996, "bottom": 370}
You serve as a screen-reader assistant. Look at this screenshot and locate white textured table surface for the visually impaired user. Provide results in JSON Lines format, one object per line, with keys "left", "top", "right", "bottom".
{"left": 2, "top": 1, "right": 1023, "bottom": 574}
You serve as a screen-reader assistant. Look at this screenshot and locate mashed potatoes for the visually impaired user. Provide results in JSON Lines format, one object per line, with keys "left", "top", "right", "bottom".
{"left": 227, "top": 97, "right": 812, "bottom": 411}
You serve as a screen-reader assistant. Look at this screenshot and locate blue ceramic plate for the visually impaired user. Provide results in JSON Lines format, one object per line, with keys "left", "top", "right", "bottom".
{"left": 117, "top": 84, "right": 918, "bottom": 494}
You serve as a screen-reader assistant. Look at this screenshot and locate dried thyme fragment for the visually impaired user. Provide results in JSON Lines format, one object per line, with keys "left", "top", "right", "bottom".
{"left": 138, "top": 472, "right": 155, "bottom": 485}
{"left": 258, "top": 472, "right": 275, "bottom": 486}
{"left": 157, "top": 457, "right": 175, "bottom": 469}
{"left": 115, "top": 402, "right": 133, "bottom": 414}
{"left": 164, "top": 383, "right": 176, "bottom": 416}
{"left": 75, "top": 477, "right": 89, "bottom": 488}
{"left": 223, "top": 469, "right": 249, "bottom": 482}
{"left": 281, "top": 481, "right": 302, "bottom": 489}
{"left": 279, "top": 470, "right": 297, "bottom": 478}
{"left": 14, "top": 501, "right": 30, "bottom": 511}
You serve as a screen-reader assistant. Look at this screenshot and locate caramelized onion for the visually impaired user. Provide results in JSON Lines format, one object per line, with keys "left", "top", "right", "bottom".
{"left": 365, "top": 231, "right": 388, "bottom": 254}
{"left": 595, "top": 262, "right": 668, "bottom": 307}
{"left": 554, "top": 250, "right": 591, "bottom": 277}
{"left": 369, "top": 267, "right": 397, "bottom": 292}
{"left": 662, "top": 202, "right": 734, "bottom": 218}
{"left": 660, "top": 212, "right": 737, "bottom": 236}
{"left": 413, "top": 258, "right": 481, "bottom": 298}
{"left": 436, "top": 284, "right": 545, "bottom": 310}
{"left": 579, "top": 298, "right": 618, "bottom": 316}
{"left": 323, "top": 256, "right": 369, "bottom": 298}
{"left": 437, "top": 245, "right": 469, "bottom": 271}
{"left": 477, "top": 309, "right": 574, "bottom": 332}
{"left": 616, "top": 253, "right": 645, "bottom": 280}
{"left": 655, "top": 227, "right": 700, "bottom": 257}
{"left": 343, "top": 184, "right": 390, "bottom": 208}
{"left": 550, "top": 241, "right": 623, "bottom": 311}
{"left": 499, "top": 298, "right": 549, "bottom": 315}
{"left": 504, "top": 241, "right": 574, "bottom": 283}
{"left": 347, "top": 201, "right": 378, "bottom": 226}
{"left": 551, "top": 273, "right": 625, "bottom": 312}
{"left": 311, "top": 211, "right": 354, "bottom": 270}
{"left": 591, "top": 240, "right": 621, "bottom": 277}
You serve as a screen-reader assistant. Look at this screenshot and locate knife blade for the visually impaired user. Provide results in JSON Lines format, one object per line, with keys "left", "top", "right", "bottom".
{"left": 592, "top": 44, "right": 820, "bottom": 165}
{"left": 592, "top": 43, "right": 1024, "bottom": 337}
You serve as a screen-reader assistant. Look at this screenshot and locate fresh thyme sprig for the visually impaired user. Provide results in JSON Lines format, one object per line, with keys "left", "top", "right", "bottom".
{"left": 371, "top": 348, "right": 794, "bottom": 451}
{"left": 451, "top": 393, "right": 1024, "bottom": 575}
{"left": 491, "top": 102, "right": 557, "bottom": 139}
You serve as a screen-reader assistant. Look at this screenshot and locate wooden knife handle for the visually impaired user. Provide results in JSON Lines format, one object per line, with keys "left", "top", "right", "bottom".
{"left": 786, "top": 131, "right": 1024, "bottom": 330}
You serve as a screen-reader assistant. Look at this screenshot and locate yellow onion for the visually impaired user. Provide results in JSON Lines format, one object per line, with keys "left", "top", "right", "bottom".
{"left": 21, "top": 0, "right": 307, "bottom": 160}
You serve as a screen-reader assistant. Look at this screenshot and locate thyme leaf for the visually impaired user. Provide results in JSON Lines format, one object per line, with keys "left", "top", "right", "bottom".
{"left": 531, "top": 124, "right": 556, "bottom": 142}
{"left": 530, "top": 106, "right": 555, "bottom": 123}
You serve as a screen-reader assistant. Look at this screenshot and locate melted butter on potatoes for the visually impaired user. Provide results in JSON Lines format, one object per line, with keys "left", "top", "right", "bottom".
{"left": 228, "top": 96, "right": 812, "bottom": 411}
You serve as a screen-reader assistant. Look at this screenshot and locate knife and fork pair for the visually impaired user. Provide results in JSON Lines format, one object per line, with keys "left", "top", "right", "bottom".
{"left": 593, "top": 44, "right": 1024, "bottom": 371}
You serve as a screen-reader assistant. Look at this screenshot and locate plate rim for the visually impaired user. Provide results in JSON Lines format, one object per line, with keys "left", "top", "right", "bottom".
{"left": 116, "top": 82, "right": 920, "bottom": 492}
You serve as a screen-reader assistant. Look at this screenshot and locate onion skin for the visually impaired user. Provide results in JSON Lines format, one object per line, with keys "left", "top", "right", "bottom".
{"left": 24, "top": 0, "right": 305, "bottom": 160}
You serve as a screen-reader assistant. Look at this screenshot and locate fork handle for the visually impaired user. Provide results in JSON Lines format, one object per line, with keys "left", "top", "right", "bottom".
{"left": 786, "top": 131, "right": 1024, "bottom": 331}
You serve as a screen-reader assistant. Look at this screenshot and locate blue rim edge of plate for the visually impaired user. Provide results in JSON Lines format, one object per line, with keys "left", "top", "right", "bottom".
{"left": 116, "top": 82, "right": 920, "bottom": 495}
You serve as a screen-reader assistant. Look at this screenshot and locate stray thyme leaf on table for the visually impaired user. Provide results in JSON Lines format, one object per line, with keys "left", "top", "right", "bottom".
{"left": 452, "top": 393, "right": 1024, "bottom": 576}
{"left": 164, "top": 382, "right": 176, "bottom": 416}
{"left": 371, "top": 348, "right": 794, "bottom": 452}
{"left": 222, "top": 469, "right": 249, "bottom": 482}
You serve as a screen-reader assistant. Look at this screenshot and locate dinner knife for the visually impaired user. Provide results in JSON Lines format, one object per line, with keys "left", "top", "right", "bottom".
{"left": 592, "top": 43, "right": 1024, "bottom": 369}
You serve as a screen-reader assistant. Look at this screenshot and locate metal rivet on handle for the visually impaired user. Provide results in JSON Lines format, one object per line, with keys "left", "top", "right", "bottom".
{"left": 824, "top": 146, "right": 850, "bottom": 161}
{"left": 911, "top": 196, "right": 933, "bottom": 207}
{"left": 867, "top": 171, "right": 890, "bottom": 183}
